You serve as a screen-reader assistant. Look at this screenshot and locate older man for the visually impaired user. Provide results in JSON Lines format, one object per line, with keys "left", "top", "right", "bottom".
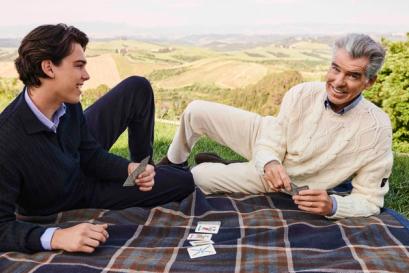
{"left": 160, "top": 33, "right": 393, "bottom": 219}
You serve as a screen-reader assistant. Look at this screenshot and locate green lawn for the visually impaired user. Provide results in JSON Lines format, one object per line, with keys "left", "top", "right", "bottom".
{"left": 109, "top": 122, "right": 245, "bottom": 165}
{"left": 111, "top": 122, "right": 409, "bottom": 218}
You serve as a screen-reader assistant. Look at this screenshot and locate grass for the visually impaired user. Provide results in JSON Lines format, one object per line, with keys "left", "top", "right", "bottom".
{"left": 111, "top": 122, "right": 409, "bottom": 219}
{"left": 109, "top": 122, "right": 245, "bottom": 166}
{"left": 386, "top": 154, "right": 409, "bottom": 218}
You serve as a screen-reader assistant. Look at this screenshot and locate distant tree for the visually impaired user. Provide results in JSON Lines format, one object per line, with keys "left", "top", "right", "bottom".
{"left": 0, "top": 77, "right": 21, "bottom": 97}
{"left": 231, "top": 70, "right": 303, "bottom": 115}
{"left": 82, "top": 84, "right": 110, "bottom": 108}
{"left": 153, "top": 71, "right": 303, "bottom": 120}
{"left": 365, "top": 34, "right": 409, "bottom": 153}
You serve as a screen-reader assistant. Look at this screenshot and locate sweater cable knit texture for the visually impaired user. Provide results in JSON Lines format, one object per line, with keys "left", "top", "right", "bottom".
{"left": 253, "top": 82, "right": 393, "bottom": 219}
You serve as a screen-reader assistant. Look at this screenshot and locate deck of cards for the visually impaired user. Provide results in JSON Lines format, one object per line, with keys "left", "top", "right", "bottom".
{"left": 186, "top": 221, "right": 221, "bottom": 259}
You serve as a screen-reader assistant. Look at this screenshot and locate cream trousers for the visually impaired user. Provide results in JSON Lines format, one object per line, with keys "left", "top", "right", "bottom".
{"left": 167, "top": 100, "right": 274, "bottom": 194}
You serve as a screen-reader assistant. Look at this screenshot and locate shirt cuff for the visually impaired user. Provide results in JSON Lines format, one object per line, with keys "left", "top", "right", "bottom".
{"left": 40, "top": 227, "right": 58, "bottom": 250}
{"left": 329, "top": 196, "right": 338, "bottom": 216}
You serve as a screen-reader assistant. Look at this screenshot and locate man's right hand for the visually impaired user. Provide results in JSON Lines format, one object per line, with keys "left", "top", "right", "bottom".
{"left": 128, "top": 162, "right": 155, "bottom": 192}
{"left": 51, "top": 223, "right": 109, "bottom": 253}
{"left": 263, "top": 160, "right": 292, "bottom": 192}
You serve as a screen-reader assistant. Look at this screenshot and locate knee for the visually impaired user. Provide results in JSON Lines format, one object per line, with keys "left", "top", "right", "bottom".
{"left": 191, "top": 165, "right": 213, "bottom": 194}
{"left": 183, "top": 100, "right": 209, "bottom": 124}
{"left": 121, "top": 76, "right": 154, "bottom": 100}
{"left": 123, "top": 75, "right": 152, "bottom": 89}
{"left": 184, "top": 100, "right": 202, "bottom": 114}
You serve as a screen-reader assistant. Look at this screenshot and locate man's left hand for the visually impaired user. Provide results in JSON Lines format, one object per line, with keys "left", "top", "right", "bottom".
{"left": 292, "top": 189, "right": 333, "bottom": 216}
{"left": 128, "top": 163, "right": 155, "bottom": 191}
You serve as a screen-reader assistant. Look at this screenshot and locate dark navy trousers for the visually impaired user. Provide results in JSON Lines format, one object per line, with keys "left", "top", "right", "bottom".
{"left": 83, "top": 76, "right": 194, "bottom": 209}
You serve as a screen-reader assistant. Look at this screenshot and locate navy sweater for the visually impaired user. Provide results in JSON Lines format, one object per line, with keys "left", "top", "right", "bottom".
{"left": 0, "top": 92, "right": 130, "bottom": 252}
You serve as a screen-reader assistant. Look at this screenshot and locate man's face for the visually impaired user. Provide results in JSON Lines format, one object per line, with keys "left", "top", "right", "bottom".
{"left": 326, "top": 48, "right": 375, "bottom": 112}
{"left": 50, "top": 43, "right": 90, "bottom": 104}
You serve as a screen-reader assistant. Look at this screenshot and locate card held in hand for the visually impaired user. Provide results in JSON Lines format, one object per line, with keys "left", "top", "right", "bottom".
{"left": 281, "top": 182, "right": 309, "bottom": 196}
{"left": 123, "top": 156, "right": 150, "bottom": 187}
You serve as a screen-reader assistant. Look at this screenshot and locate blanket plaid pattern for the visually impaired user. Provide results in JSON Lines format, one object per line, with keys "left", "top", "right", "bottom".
{"left": 1, "top": 189, "right": 408, "bottom": 273}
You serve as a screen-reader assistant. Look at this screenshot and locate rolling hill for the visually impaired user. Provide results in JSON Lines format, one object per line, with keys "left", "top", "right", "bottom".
{"left": 0, "top": 36, "right": 331, "bottom": 117}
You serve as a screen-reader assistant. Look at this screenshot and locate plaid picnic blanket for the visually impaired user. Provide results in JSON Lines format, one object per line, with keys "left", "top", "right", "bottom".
{"left": 1, "top": 189, "right": 408, "bottom": 273}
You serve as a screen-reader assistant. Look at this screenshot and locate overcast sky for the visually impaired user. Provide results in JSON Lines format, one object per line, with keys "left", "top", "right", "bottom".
{"left": 0, "top": 0, "right": 408, "bottom": 37}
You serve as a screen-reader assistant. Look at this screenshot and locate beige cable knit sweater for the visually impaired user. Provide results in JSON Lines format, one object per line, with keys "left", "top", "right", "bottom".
{"left": 253, "top": 82, "right": 393, "bottom": 219}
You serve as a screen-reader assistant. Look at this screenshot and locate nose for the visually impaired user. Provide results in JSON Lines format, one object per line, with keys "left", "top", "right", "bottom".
{"left": 82, "top": 68, "right": 90, "bottom": 81}
{"left": 333, "top": 73, "right": 346, "bottom": 87}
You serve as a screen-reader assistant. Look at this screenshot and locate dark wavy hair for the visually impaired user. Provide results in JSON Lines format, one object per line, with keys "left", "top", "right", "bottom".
{"left": 14, "top": 23, "right": 89, "bottom": 87}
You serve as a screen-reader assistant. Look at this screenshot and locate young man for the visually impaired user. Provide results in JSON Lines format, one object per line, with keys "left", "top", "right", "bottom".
{"left": 0, "top": 24, "right": 194, "bottom": 253}
{"left": 160, "top": 34, "right": 393, "bottom": 219}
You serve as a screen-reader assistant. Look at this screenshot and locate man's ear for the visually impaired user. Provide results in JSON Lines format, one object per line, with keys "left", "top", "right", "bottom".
{"left": 41, "top": 60, "right": 55, "bottom": 79}
{"left": 366, "top": 75, "right": 377, "bottom": 89}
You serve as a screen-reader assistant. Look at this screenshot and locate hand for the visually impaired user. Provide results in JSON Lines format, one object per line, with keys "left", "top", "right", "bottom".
{"left": 263, "top": 160, "right": 292, "bottom": 192}
{"left": 51, "top": 223, "right": 109, "bottom": 253}
{"left": 128, "top": 162, "right": 155, "bottom": 191}
{"left": 292, "top": 189, "right": 333, "bottom": 216}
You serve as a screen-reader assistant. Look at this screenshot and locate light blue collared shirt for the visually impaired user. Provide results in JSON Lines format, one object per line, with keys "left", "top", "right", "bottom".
{"left": 324, "top": 93, "right": 363, "bottom": 115}
{"left": 324, "top": 93, "right": 362, "bottom": 215}
{"left": 40, "top": 227, "right": 59, "bottom": 250}
{"left": 24, "top": 88, "right": 66, "bottom": 133}
{"left": 24, "top": 88, "right": 66, "bottom": 250}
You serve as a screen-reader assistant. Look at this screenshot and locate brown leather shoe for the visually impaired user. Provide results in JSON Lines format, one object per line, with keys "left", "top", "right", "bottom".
{"left": 194, "top": 152, "right": 243, "bottom": 165}
{"left": 157, "top": 156, "right": 188, "bottom": 168}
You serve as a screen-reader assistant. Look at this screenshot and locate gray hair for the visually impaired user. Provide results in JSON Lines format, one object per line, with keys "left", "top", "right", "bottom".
{"left": 333, "top": 33, "right": 386, "bottom": 80}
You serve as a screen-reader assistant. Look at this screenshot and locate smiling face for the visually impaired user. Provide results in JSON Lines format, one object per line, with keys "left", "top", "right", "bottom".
{"left": 49, "top": 43, "right": 90, "bottom": 104}
{"left": 326, "top": 48, "right": 376, "bottom": 112}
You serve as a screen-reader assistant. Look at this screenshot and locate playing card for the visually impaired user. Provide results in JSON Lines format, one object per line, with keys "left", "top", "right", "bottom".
{"left": 198, "top": 221, "right": 221, "bottom": 226}
{"left": 123, "top": 156, "right": 150, "bottom": 187}
{"left": 189, "top": 240, "right": 214, "bottom": 246}
{"left": 187, "top": 244, "right": 216, "bottom": 259}
{"left": 195, "top": 221, "right": 220, "bottom": 234}
{"left": 187, "top": 233, "right": 212, "bottom": 241}
{"left": 294, "top": 185, "right": 309, "bottom": 194}
{"left": 281, "top": 182, "right": 309, "bottom": 196}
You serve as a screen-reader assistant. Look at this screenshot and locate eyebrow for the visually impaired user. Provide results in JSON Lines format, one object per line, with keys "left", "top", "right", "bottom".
{"left": 74, "top": 60, "right": 87, "bottom": 65}
{"left": 331, "top": 62, "right": 364, "bottom": 76}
